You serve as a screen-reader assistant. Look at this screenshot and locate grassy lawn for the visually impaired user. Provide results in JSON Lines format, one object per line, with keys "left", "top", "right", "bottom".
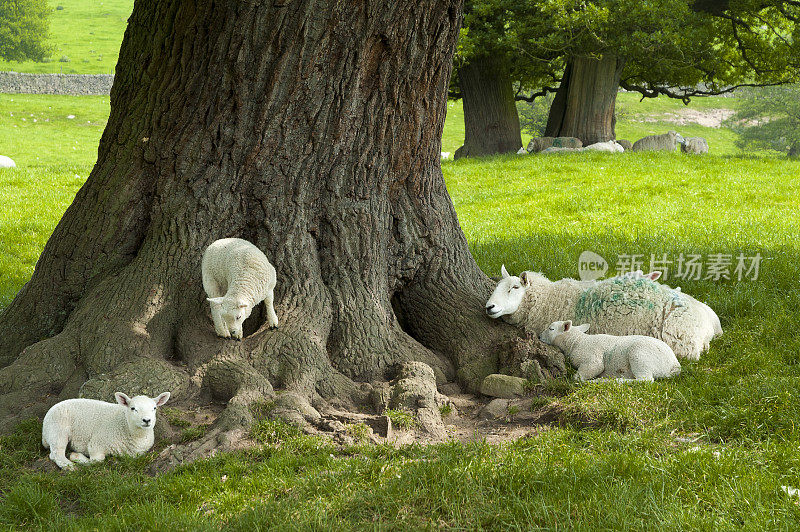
{"left": 0, "top": 0, "right": 133, "bottom": 74}
{"left": 2, "top": 93, "right": 800, "bottom": 528}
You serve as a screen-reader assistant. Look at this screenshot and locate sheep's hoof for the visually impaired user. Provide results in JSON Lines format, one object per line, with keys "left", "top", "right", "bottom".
{"left": 268, "top": 325, "right": 278, "bottom": 330}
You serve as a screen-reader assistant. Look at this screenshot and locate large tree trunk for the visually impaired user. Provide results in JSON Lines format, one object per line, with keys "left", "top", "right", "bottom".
{"left": 455, "top": 54, "right": 522, "bottom": 159}
{"left": 545, "top": 55, "right": 624, "bottom": 145}
{"left": 0, "top": 0, "right": 525, "bottom": 440}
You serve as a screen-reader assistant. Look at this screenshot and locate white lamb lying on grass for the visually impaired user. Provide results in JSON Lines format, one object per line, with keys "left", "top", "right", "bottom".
{"left": 539, "top": 320, "right": 681, "bottom": 382}
{"left": 485, "top": 265, "right": 721, "bottom": 360}
{"left": 42, "top": 392, "right": 170, "bottom": 469}
{"left": 203, "top": 237, "right": 279, "bottom": 339}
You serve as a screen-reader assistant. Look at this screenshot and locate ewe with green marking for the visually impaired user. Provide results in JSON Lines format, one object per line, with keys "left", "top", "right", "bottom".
{"left": 485, "top": 265, "right": 721, "bottom": 359}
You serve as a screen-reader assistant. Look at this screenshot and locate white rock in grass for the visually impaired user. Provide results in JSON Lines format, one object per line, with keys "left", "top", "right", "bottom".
{"left": 782, "top": 486, "right": 800, "bottom": 501}
{"left": 67, "top": 115, "right": 76, "bottom": 119}
{"left": 0, "top": 156, "right": 16, "bottom": 168}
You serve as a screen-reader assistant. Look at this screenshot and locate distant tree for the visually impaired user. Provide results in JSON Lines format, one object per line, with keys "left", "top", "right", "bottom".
{"left": 728, "top": 86, "right": 800, "bottom": 158}
{"left": 453, "top": 0, "right": 800, "bottom": 157}
{"left": 0, "top": 0, "right": 52, "bottom": 62}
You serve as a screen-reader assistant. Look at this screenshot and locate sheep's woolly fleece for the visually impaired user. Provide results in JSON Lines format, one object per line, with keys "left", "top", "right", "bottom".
{"left": 540, "top": 320, "right": 681, "bottom": 382}
{"left": 487, "top": 270, "right": 720, "bottom": 360}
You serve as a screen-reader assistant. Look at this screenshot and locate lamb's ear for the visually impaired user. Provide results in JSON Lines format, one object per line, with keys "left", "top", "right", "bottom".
{"left": 154, "top": 392, "right": 171, "bottom": 407}
{"left": 207, "top": 296, "right": 224, "bottom": 306}
{"left": 520, "top": 271, "right": 533, "bottom": 287}
{"left": 563, "top": 320, "right": 572, "bottom": 332}
{"left": 577, "top": 323, "right": 590, "bottom": 333}
{"left": 647, "top": 271, "right": 662, "bottom": 281}
{"left": 501, "top": 264, "right": 510, "bottom": 279}
{"left": 115, "top": 392, "right": 131, "bottom": 407}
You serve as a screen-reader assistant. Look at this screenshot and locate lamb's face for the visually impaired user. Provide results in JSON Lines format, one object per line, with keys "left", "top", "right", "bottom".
{"left": 209, "top": 297, "right": 252, "bottom": 339}
{"left": 539, "top": 320, "right": 589, "bottom": 344}
{"left": 115, "top": 392, "right": 171, "bottom": 431}
{"left": 485, "top": 265, "right": 527, "bottom": 318}
{"left": 539, "top": 320, "right": 570, "bottom": 345}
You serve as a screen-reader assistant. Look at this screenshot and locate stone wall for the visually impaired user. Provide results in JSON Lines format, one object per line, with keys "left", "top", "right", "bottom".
{"left": 0, "top": 72, "right": 113, "bottom": 95}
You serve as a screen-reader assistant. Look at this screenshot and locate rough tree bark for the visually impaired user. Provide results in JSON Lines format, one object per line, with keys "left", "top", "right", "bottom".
{"left": 454, "top": 54, "right": 522, "bottom": 159}
{"left": 0, "top": 0, "right": 530, "bottom": 439}
{"left": 545, "top": 55, "right": 625, "bottom": 145}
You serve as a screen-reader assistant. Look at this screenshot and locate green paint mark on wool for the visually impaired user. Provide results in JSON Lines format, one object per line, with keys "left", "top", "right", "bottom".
{"left": 574, "top": 278, "right": 677, "bottom": 322}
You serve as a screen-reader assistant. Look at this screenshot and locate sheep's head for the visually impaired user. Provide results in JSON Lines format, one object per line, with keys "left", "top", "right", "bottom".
{"left": 207, "top": 296, "right": 252, "bottom": 339}
{"left": 539, "top": 320, "right": 590, "bottom": 345}
{"left": 115, "top": 392, "right": 171, "bottom": 431}
{"left": 485, "top": 265, "right": 539, "bottom": 318}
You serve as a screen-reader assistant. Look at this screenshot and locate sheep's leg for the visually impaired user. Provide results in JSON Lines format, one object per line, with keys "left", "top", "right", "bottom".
{"left": 69, "top": 452, "right": 90, "bottom": 464}
{"left": 574, "top": 361, "right": 604, "bottom": 382}
{"left": 86, "top": 448, "right": 106, "bottom": 463}
{"left": 629, "top": 358, "right": 655, "bottom": 381}
{"left": 47, "top": 435, "right": 74, "bottom": 469}
{"left": 264, "top": 288, "right": 279, "bottom": 329}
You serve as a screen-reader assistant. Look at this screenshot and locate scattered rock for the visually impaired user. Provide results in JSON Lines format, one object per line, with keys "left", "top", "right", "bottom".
{"left": 448, "top": 393, "right": 480, "bottom": 410}
{"left": 66, "top": 114, "right": 75, "bottom": 119}
{"left": 388, "top": 361, "right": 450, "bottom": 440}
{"left": 480, "top": 398, "right": 510, "bottom": 420}
{"left": 480, "top": 374, "right": 527, "bottom": 398}
{"left": 0, "top": 155, "right": 16, "bottom": 168}
{"left": 527, "top": 136, "right": 583, "bottom": 153}
{"left": 438, "top": 382, "right": 461, "bottom": 396}
{"left": 499, "top": 333, "right": 566, "bottom": 381}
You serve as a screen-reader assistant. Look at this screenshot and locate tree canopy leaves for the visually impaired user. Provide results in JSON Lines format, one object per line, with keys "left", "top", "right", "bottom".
{"left": 0, "top": 0, "right": 52, "bottom": 63}
{"left": 456, "top": 0, "right": 800, "bottom": 101}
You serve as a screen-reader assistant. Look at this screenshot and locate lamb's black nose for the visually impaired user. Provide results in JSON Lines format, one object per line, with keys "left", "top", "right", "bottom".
{"left": 486, "top": 304, "right": 495, "bottom": 312}
{"left": 142, "top": 419, "right": 151, "bottom": 426}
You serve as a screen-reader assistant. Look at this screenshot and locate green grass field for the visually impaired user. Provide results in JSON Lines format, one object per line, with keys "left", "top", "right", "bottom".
{"left": 0, "top": 0, "right": 132, "bottom": 74}
{"left": 2, "top": 92, "right": 800, "bottom": 528}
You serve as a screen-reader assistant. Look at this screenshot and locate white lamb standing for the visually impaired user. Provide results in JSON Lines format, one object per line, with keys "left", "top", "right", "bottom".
{"left": 485, "top": 265, "right": 721, "bottom": 360}
{"left": 42, "top": 392, "right": 170, "bottom": 469}
{"left": 202, "top": 237, "right": 279, "bottom": 339}
{"left": 539, "top": 320, "right": 681, "bottom": 382}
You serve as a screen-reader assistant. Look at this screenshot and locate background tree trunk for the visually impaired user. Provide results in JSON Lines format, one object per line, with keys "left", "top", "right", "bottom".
{"left": 455, "top": 54, "right": 522, "bottom": 159}
{"left": 0, "top": 0, "right": 523, "bottom": 438}
{"left": 545, "top": 55, "right": 624, "bottom": 145}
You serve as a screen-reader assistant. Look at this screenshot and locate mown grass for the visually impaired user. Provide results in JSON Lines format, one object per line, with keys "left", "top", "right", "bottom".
{"left": 2, "top": 93, "right": 800, "bottom": 528}
{"left": 0, "top": 0, "right": 133, "bottom": 75}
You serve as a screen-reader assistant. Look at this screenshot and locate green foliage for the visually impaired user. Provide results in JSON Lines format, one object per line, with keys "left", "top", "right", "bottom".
{"left": 0, "top": 0, "right": 52, "bottom": 62}
{"left": 439, "top": 404, "right": 453, "bottom": 418}
{"left": 180, "top": 425, "right": 210, "bottom": 443}
{"left": 456, "top": 1, "right": 800, "bottom": 101}
{"left": 517, "top": 94, "right": 553, "bottom": 138}
{"left": 385, "top": 408, "right": 416, "bottom": 430}
{"left": 344, "top": 423, "right": 371, "bottom": 443}
{"left": 0, "top": 0, "right": 133, "bottom": 74}
{"left": 249, "top": 419, "right": 302, "bottom": 445}
{"left": 727, "top": 85, "right": 800, "bottom": 157}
